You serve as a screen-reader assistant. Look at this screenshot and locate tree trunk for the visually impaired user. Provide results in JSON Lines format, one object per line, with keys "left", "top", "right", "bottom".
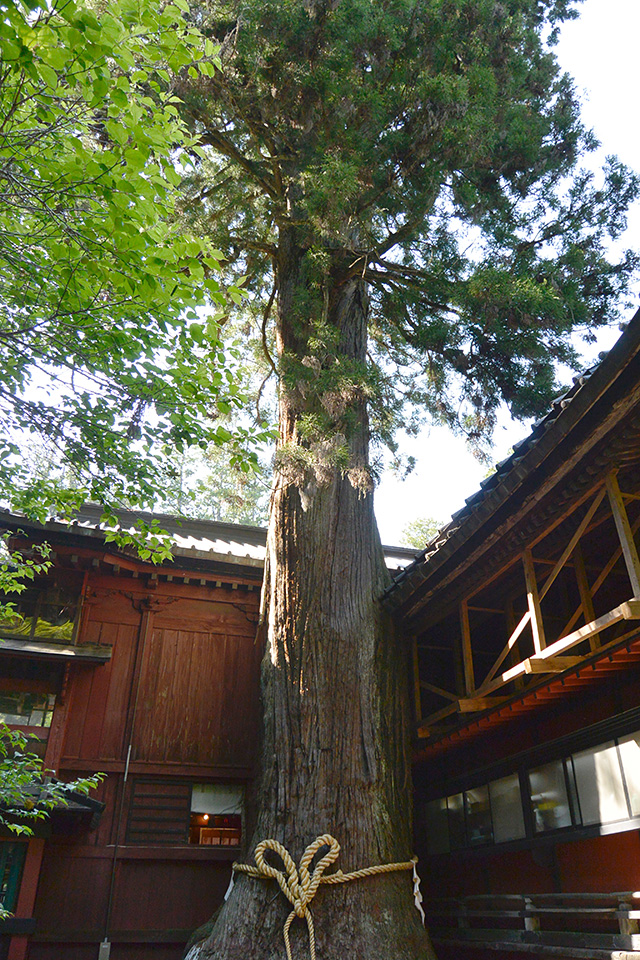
{"left": 188, "top": 232, "right": 436, "bottom": 960}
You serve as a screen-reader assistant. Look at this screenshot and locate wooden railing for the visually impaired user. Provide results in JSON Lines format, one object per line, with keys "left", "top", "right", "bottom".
{"left": 425, "top": 890, "right": 640, "bottom": 956}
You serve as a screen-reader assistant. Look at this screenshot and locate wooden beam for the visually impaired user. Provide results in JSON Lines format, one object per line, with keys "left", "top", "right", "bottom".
{"left": 559, "top": 509, "right": 640, "bottom": 637}
{"left": 606, "top": 472, "right": 640, "bottom": 597}
{"left": 480, "top": 609, "right": 531, "bottom": 691}
{"left": 573, "top": 542, "right": 599, "bottom": 651}
{"left": 412, "top": 638, "right": 422, "bottom": 723}
{"left": 417, "top": 701, "right": 458, "bottom": 734}
{"left": 523, "top": 656, "right": 583, "bottom": 674}
{"left": 407, "top": 478, "right": 610, "bottom": 635}
{"left": 523, "top": 548, "right": 546, "bottom": 654}
{"left": 506, "top": 598, "right": 524, "bottom": 690}
{"left": 468, "top": 605, "right": 504, "bottom": 614}
{"left": 537, "top": 486, "right": 607, "bottom": 602}
{"left": 459, "top": 599, "right": 475, "bottom": 696}
{"left": 480, "top": 486, "right": 607, "bottom": 690}
{"left": 419, "top": 680, "right": 459, "bottom": 701}
{"left": 477, "top": 598, "right": 640, "bottom": 697}
{"left": 457, "top": 697, "right": 510, "bottom": 713}
{"left": 535, "top": 599, "right": 640, "bottom": 661}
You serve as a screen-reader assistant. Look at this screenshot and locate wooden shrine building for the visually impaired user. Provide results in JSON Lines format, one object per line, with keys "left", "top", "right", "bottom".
{"left": 0, "top": 507, "right": 413, "bottom": 960}
{"left": 385, "top": 306, "right": 640, "bottom": 959}
{"left": 5, "top": 306, "right": 640, "bottom": 960}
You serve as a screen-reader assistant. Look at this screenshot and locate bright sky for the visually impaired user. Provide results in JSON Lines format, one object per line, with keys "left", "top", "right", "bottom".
{"left": 374, "top": 0, "right": 640, "bottom": 545}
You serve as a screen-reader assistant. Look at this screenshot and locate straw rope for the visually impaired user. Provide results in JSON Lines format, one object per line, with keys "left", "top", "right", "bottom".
{"left": 233, "top": 834, "right": 417, "bottom": 960}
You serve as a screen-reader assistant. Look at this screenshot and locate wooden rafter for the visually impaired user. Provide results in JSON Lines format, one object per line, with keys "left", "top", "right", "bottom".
{"left": 416, "top": 479, "right": 640, "bottom": 734}
{"left": 459, "top": 599, "right": 475, "bottom": 695}
{"left": 559, "top": 509, "right": 640, "bottom": 638}
{"left": 606, "top": 472, "right": 640, "bottom": 597}
{"left": 572, "top": 542, "right": 599, "bottom": 651}
{"left": 477, "top": 485, "right": 607, "bottom": 693}
{"left": 523, "top": 548, "right": 546, "bottom": 655}
{"left": 420, "top": 680, "right": 459, "bottom": 701}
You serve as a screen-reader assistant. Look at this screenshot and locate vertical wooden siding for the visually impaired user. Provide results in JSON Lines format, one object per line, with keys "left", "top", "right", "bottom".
{"left": 61, "top": 583, "right": 262, "bottom": 769}
{"left": 132, "top": 595, "right": 260, "bottom": 767}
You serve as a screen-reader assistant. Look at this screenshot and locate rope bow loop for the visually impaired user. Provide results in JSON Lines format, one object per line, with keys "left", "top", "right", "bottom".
{"left": 233, "top": 834, "right": 416, "bottom": 960}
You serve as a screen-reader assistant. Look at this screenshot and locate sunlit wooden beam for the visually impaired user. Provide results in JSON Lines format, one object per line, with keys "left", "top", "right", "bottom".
{"left": 457, "top": 696, "right": 509, "bottom": 713}
{"left": 523, "top": 656, "right": 583, "bottom": 674}
{"left": 523, "top": 548, "right": 546, "bottom": 654}
{"left": 606, "top": 472, "right": 640, "bottom": 598}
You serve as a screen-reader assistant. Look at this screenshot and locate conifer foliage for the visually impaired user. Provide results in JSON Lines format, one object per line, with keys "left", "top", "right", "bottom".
{"left": 181, "top": 0, "right": 638, "bottom": 453}
{"left": 180, "top": 3, "right": 639, "bottom": 959}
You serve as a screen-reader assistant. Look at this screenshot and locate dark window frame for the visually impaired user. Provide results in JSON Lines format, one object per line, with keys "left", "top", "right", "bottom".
{"left": 420, "top": 726, "right": 640, "bottom": 857}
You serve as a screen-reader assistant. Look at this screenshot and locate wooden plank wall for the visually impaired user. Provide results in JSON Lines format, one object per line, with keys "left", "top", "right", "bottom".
{"left": 60, "top": 578, "right": 262, "bottom": 772}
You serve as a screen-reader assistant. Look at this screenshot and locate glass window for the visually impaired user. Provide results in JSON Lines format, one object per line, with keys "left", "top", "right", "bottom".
{"left": 617, "top": 731, "right": 640, "bottom": 817}
{"left": 572, "top": 741, "right": 629, "bottom": 825}
{"left": 34, "top": 586, "right": 77, "bottom": 641}
{"left": 0, "top": 587, "right": 37, "bottom": 638}
{"left": 465, "top": 785, "right": 493, "bottom": 845}
{"left": 0, "top": 584, "right": 78, "bottom": 643}
{"left": 189, "top": 783, "right": 243, "bottom": 846}
{"left": 424, "top": 798, "right": 449, "bottom": 855}
{"left": 529, "top": 760, "right": 572, "bottom": 833}
{"left": 0, "top": 691, "right": 55, "bottom": 727}
{"left": 446, "top": 793, "right": 466, "bottom": 849}
{"left": 489, "top": 774, "right": 526, "bottom": 843}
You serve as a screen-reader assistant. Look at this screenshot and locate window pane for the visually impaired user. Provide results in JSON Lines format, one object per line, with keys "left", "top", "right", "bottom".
{"left": 0, "top": 691, "right": 55, "bottom": 727}
{"left": 0, "top": 587, "right": 37, "bottom": 638}
{"left": 489, "top": 774, "right": 526, "bottom": 842}
{"left": 573, "top": 742, "right": 629, "bottom": 825}
{"left": 465, "top": 785, "right": 493, "bottom": 845}
{"left": 424, "top": 798, "right": 449, "bottom": 855}
{"left": 0, "top": 585, "right": 78, "bottom": 642}
{"left": 189, "top": 784, "right": 244, "bottom": 847}
{"left": 618, "top": 732, "right": 640, "bottom": 817}
{"left": 191, "top": 784, "right": 243, "bottom": 815}
{"left": 447, "top": 793, "right": 466, "bottom": 849}
{"left": 34, "top": 587, "right": 77, "bottom": 641}
{"left": 529, "top": 761, "right": 572, "bottom": 833}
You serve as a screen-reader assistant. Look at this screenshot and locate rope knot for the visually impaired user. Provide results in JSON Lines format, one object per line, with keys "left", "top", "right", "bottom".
{"left": 233, "top": 833, "right": 417, "bottom": 960}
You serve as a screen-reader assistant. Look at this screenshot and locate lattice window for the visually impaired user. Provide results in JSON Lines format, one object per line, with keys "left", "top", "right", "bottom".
{"left": 125, "top": 779, "right": 191, "bottom": 845}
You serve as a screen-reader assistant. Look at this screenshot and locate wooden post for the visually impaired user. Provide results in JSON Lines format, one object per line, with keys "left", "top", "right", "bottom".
{"left": 606, "top": 472, "right": 640, "bottom": 597}
{"left": 459, "top": 599, "right": 474, "bottom": 695}
{"left": 505, "top": 598, "right": 524, "bottom": 689}
{"left": 618, "top": 899, "right": 640, "bottom": 935}
{"left": 523, "top": 548, "right": 546, "bottom": 654}
{"left": 573, "top": 542, "right": 600, "bottom": 651}
{"left": 524, "top": 896, "right": 540, "bottom": 933}
{"left": 7, "top": 839, "right": 45, "bottom": 960}
{"left": 412, "top": 637, "right": 422, "bottom": 724}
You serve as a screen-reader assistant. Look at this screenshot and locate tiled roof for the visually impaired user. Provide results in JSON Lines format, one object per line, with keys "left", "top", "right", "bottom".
{"left": 384, "top": 308, "right": 640, "bottom": 608}
{"left": 0, "top": 503, "right": 416, "bottom": 573}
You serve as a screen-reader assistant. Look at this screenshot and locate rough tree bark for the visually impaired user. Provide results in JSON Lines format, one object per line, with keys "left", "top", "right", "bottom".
{"left": 187, "top": 231, "right": 436, "bottom": 959}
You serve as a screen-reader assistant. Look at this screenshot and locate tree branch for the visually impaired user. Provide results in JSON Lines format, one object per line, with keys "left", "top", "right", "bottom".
{"left": 198, "top": 127, "right": 279, "bottom": 200}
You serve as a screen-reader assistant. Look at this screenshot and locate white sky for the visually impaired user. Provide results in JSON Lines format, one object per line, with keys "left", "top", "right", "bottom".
{"left": 374, "top": 0, "right": 640, "bottom": 545}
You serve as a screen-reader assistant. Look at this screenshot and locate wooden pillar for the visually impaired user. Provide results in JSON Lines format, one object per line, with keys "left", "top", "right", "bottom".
{"left": 459, "top": 599, "right": 474, "bottom": 695}
{"left": 43, "top": 666, "right": 72, "bottom": 777}
{"left": 7, "top": 839, "right": 45, "bottom": 960}
{"left": 523, "top": 548, "right": 546, "bottom": 654}
{"left": 606, "top": 472, "right": 640, "bottom": 598}
{"left": 506, "top": 598, "right": 524, "bottom": 689}
{"left": 411, "top": 637, "right": 422, "bottom": 723}
{"left": 573, "top": 542, "right": 600, "bottom": 651}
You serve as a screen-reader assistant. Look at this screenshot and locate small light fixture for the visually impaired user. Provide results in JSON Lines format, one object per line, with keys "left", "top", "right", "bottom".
{"left": 203, "top": 814, "right": 209, "bottom": 822}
